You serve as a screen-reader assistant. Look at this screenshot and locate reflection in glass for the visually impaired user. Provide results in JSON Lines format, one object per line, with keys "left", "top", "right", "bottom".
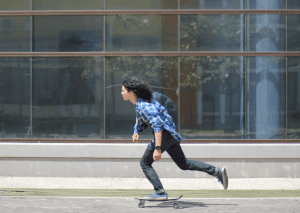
{"left": 0, "top": 0, "right": 30, "bottom": 10}
{"left": 32, "top": 57, "right": 104, "bottom": 138}
{"left": 287, "top": 57, "right": 300, "bottom": 139}
{"left": 181, "top": 15, "right": 242, "bottom": 51}
{"left": 106, "top": 15, "right": 178, "bottom": 51}
{"left": 106, "top": 0, "right": 177, "bottom": 10}
{"left": 33, "top": 16, "right": 103, "bottom": 52}
{"left": 247, "top": 0, "right": 285, "bottom": 9}
{"left": 105, "top": 57, "right": 178, "bottom": 139}
{"left": 181, "top": 0, "right": 241, "bottom": 9}
{"left": 247, "top": 15, "right": 286, "bottom": 52}
{"left": 180, "top": 56, "right": 244, "bottom": 139}
{"left": 33, "top": 0, "right": 104, "bottom": 10}
{"left": 247, "top": 57, "right": 286, "bottom": 139}
{"left": 288, "top": 0, "right": 300, "bottom": 9}
{"left": 0, "top": 16, "right": 30, "bottom": 52}
{"left": 0, "top": 58, "right": 30, "bottom": 138}
{"left": 288, "top": 15, "right": 300, "bottom": 51}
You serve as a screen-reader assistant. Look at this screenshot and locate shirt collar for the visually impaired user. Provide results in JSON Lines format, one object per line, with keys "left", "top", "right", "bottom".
{"left": 135, "top": 98, "right": 143, "bottom": 111}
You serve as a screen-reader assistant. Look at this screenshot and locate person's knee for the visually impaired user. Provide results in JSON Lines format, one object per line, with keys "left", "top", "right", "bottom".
{"left": 140, "top": 159, "right": 149, "bottom": 170}
{"left": 176, "top": 162, "right": 189, "bottom": 170}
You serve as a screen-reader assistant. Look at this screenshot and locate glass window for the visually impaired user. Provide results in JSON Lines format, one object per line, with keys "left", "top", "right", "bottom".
{"left": 287, "top": 57, "right": 300, "bottom": 139}
{"left": 247, "top": 0, "right": 285, "bottom": 9}
{"left": 33, "top": 0, "right": 104, "bottom": 10}
{"left": 0, "top": 58, "right": 30, "bottom": 138}
{"left": 246, "top": 57, "right": 286, "bottom": 139}
{"left": 106, "top": 0, "right": 177, "bottom": 10}
{"left": 33, "top": 16, "right": 103, "bottom": 52}
{"left": 288, "top": 15, "right": 300, "bottom": 51}
{"left": 181, "top": 0, "right": 242, "bottom": 9}
{"left": 32, "top": 57, "right": 104, "bottom": 138}
{"left": 106, "top": 15, "right": 178, "bottom": 52}
{"left": 247, "top": 15, "right": 286, "bottom": 51}
{"left": 105, "top": 56, "right": 178, "bottom": 139}
{"left": 0, "top": 0, "right": 30, "bottom": 10}
{"left": 181, "top": 15, "right": 243, "bottom": 51}
{"left": 288, "top": 0, "right": 300, "bottom": 9}
{"left": 0, "top": 16, "right": 30, "bottom": 52}
{"left": 180, "top": 56, "right": 244, "bottom": 139}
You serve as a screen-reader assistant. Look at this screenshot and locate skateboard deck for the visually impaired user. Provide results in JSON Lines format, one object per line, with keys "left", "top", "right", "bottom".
{"left": 135, "top": 195, "right": 183, "bottom": 208}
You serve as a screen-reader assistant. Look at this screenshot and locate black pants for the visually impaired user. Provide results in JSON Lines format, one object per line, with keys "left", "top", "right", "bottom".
{"left": 140, "top": 129, "right": 216, "bottom": 192}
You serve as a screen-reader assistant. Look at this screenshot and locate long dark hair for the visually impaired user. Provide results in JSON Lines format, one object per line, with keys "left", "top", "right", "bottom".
{"left": 122, "top": 77, "right": 153, "bottom": 102}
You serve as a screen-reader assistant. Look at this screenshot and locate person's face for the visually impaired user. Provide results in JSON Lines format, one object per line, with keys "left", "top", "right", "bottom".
{"left": 121, "top": 85, "right": 133, "bottom": 101}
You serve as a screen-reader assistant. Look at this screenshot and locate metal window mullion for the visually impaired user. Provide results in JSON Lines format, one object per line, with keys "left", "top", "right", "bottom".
{"left": 1, "top": 9, "right": 300, "bottom": 16}
{"left": 244, "top": 11, "right": 248, "bottom": 139}
{"left": 178, "top": 0, "right": 181, "bottom": 134}
{"left": 29, "top": 0, "right": 33, "bottom": 138}
{"left": 103, "top": 0, "right": 106, "bottom": 139}
{"left": 286, "top": 4, "right": 288, "bottom": 138}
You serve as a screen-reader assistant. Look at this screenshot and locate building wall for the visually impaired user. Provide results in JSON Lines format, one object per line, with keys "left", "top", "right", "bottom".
{"left": 0, "top": 143, "right": 299, "bottom": 178}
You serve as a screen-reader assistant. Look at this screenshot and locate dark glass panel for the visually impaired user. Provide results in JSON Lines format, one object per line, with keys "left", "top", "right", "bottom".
{"left": 0, "top": 58, "right": 30, "bottom": 138}
{"left": 33, "top": 16, "right": 103, "bottom": 52}
{"left": 0, "top": 0, "right": 30, "bottom": 10}
{"left": 287, "top": 0, "right": 300, "bottom": 9}
{"left": 106, "top": 0, "right": 177, "bottom": 10}
{"left": 106, "top": 15, "right": 178, "bottom": 51}
{"left": 180, "top": 56, "right": 244, "bottom": 139}
{"left": 33, "top": 0, "right": 104, "bottom": 10}
{"left": 287, "top": 15, "right": 300, "bottom": 51}
{"left": 287, "top": 57, "right": 300, "bottom": 139}
{"left": 181, "top": 0, "right": 242, "bottom": 9}
{"left": 32, "top": 57, "right": 104, "bottom": 138}
{"left": 181, "top": 15, "right": 243, "bottom": 51}
{"left": 0, "top": 16, "right": 30, "bottom": 52}
{"left": 247, "top": 0, "right": 285, "bottom": 9}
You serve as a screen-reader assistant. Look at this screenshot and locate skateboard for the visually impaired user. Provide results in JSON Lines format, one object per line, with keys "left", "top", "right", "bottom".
{"left": 135, "top": 195, "right": 183, "bottom": 208}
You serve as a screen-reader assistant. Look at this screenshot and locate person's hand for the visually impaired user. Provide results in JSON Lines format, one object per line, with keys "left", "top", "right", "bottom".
{"left": 132, "top": 133, "right": 139, "bottom": 143}
{"left": 153, "top": 149, "right": 162, "bottom": 161}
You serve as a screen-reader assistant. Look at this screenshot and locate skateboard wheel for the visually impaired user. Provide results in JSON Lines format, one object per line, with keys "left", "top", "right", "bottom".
{"left": 138, "top": 202, "right": 144, "bottom": 208}
{"left": 173, "top": 202, "right": 178, "bottom": 208}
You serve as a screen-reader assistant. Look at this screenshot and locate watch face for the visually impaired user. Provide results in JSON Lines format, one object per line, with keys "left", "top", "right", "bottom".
{"left": 155, "top": 146, "right": 161, "bottom": 150}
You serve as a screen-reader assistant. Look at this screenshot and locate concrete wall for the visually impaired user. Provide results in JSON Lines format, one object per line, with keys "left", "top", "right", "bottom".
{"left": 0, "top": 143, "right": 299, "bottom": 178}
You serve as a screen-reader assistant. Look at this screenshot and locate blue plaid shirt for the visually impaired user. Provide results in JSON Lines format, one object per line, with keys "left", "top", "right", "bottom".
{"left": 134, "top": 98, "right": 184, "bottom": 142}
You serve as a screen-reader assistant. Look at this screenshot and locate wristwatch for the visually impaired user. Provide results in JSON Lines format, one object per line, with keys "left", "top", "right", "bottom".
{"left": 155, "top": 146, "right": 161, "bottom": 151}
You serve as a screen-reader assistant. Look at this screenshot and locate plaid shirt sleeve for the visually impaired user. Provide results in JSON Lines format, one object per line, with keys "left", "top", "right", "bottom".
{"left": 140, "top": 105, "right": 165, "bottom": 133}
{"left": 134, "top": 114, "right": 148, "bottom": 134}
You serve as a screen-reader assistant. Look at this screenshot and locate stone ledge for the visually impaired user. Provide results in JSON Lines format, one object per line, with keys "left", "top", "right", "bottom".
{"left": 0, "top": 143, "right": 299, "bottom": 159}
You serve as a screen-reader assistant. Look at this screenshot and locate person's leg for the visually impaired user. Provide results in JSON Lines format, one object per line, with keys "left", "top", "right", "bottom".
{"left": 166, "top": 142, "right": 216, "bottom": 175}
{"left": 140, "top": 143, "right": 165, "bottom": 193}
{"left": 166, "top": 142, "right": 228, "bottom": 189}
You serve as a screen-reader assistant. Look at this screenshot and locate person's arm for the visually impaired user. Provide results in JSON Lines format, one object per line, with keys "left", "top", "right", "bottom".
{"left": 133, "top": 118, "right": 139, "bottom": 143}
{"left": 153, "top": 130, "right": 162, "bottom": 161}
{"left": 140, "top": 107, "right": 164, "bottom": 161}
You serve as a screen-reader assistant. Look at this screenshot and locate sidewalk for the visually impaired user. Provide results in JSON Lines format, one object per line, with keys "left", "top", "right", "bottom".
{"left": 1, "top": 177, "right": 300, "bottom": 190}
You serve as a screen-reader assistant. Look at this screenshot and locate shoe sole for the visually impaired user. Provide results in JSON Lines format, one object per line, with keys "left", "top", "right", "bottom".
{"left": 221, "top": 168, "right": 228, "bottom": 190}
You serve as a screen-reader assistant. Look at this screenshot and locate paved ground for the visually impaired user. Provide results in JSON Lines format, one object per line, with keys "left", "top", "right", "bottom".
{"left": 0, "top": 196, "right": 299, "bottom": 213}
{"left": 1, "top": 177, "right": 300, "bottom": 212}
{"left": 1, "top": 177, "right": 300, "bottom": 190}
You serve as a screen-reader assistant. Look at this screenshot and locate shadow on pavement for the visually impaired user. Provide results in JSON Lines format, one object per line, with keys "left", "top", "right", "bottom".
{"left": 143, "top": 201, "right": 239, "bottom": 209}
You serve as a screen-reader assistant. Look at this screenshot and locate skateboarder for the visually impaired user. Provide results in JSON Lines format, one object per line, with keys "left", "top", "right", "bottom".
{"left": 121, "top": 77, "right": 228, "bottom": 200}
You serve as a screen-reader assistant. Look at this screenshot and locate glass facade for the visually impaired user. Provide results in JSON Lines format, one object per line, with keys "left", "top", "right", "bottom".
{"left": 1, "top": 1, "right": 300, "bottom": 140}
{"left": 33, "top": 16, "right": 104, "bottom": 52}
